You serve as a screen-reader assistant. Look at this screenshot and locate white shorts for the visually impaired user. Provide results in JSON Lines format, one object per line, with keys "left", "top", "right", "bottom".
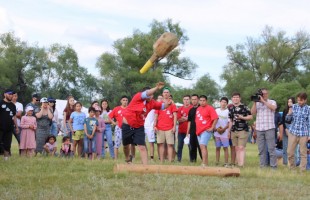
{"left": 145, "top": 127, "right": 155, "bottom": 143}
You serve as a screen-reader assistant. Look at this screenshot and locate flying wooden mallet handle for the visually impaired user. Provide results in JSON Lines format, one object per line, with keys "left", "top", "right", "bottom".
{"left": 140, "top": 32, "right": 179, "bottom": 74}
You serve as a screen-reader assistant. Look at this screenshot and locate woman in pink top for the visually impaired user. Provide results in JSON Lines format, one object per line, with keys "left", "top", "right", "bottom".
{"left": 20, "top": 106, "right": 37, "bottom": 157}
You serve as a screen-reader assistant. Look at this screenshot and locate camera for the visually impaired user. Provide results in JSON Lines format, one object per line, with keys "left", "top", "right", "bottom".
{"left": 250, "top": 89, "right": 263, "bottom": 102}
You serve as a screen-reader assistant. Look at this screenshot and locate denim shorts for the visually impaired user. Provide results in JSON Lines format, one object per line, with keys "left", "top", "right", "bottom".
{"left": 215, "top": 136, "right": 229, "bottom": 148}
{"left": 198, "top": 131, "right": 212, "bottom": 146}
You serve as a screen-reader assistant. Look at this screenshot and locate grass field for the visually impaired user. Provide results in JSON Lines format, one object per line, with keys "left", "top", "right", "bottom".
{"left": 1, "top": 137, "right": 309, "bottom": 200}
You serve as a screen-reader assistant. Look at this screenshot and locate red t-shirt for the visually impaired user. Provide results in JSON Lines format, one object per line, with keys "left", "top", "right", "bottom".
{"left": 155, "top": 104, "right": 178, "bottom": 131}
{"left": 123, "top": 92, "right": 162, "bottom": 128}
{"left": 64, "top": 107, "right": 74, "bottom": 121}
{"left": 177, "top": 105, "right": 193, "bottom": 134}
{"left": 108, "top": 106, "right": 126, "bottom": 127}
{"left": 195, "top": 105, "right": 218, "bottom": 136}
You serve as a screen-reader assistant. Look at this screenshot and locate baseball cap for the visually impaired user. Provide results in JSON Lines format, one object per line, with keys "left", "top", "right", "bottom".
{"left": 4, "top": 89, "right": 15, "bottom": 95}
{"left": 40, "top": 97, "right": 48, "bottom": 103}
{"left": 32, "top": 93, "right": 40, "bottom": 98}
{"left": 25, "top": 106, "right": 34, "bottom": 112}
{"left": 47, "top": 97, "right": 56, "bottom": 103}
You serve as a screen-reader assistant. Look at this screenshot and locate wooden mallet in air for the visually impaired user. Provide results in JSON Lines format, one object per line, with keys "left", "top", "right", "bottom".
{"left": 140, "top": 32, "right": 179, "bottom": 74}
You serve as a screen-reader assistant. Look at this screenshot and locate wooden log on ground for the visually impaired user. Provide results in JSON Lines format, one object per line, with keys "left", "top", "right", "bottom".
{"left": 114, "top": 164, "right": 240, "bottom": 177}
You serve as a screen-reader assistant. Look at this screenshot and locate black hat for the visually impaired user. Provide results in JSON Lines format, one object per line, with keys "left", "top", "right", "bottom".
{"left": 32, "top": 93, "right": 40, "bottom": 98}
{"left": 4, "top": 89, "right": 15, "bottom": 95}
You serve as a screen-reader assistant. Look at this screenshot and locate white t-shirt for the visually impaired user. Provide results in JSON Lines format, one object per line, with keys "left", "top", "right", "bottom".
{"left": 144, "top": 109, "right": 155, "bottom": 129}
{"left": 52, "top": 108, "right": 59, "bottom": 122}
{"left": 214, "top": 108, "right": 229, "bottom": 138}
{"left": 15, "top": 102, "right": 23, "bottom": 127}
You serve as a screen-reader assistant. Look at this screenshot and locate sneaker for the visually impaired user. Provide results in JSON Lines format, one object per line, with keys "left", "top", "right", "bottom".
{"left": 223, "top": 163, "right": 229, "bottom": 168}
{"left": 230, "top": 163, "right": 235, "bottom": 168}
{"left": 4, "top": 157, "right": 9, "bottom": 161}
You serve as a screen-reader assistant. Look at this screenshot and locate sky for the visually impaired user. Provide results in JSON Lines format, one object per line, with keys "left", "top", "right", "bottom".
{"left": 1, "top": 0, "right": 309, "bottom": 88}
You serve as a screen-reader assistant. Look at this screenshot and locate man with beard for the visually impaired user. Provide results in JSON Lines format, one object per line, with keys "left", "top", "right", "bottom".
{"left": 0, "top": 89, "right": 19, "bottom": 160}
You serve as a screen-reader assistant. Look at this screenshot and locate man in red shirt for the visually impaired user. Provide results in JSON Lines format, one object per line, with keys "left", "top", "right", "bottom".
{"left": 154, "top": 87, "right": 178, "bottom": 163}
{"left": 122, "top": 82, "right": 170, "bottom": 165}
{"left": 177, "top": 95, "right": 192, "bottom": 162}
{"left": 195, "top": 95, "right": 218, "bottom": 166}
{"left": 108, "top": 95, "right": 128, "bottom": 160}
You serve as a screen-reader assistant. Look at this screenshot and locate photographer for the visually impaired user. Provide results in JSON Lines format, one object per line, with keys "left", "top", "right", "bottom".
{"left": 251, "top": 88, "right": 277, "bottom": 168}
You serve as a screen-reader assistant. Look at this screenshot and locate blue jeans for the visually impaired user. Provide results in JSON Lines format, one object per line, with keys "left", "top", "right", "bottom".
{"left": 282, "top": 129, "right": 288, "bottom": 165}
{"left": 84, "top": 136, "right": 96, "bottom": 154}
{"left": 177, "top": 133, "right": 187, "bottom": 161}
{"left": 102, "top": 124, "right": 114, "bottom": 158}
{"left": 50, "top": 121, "right": 58, "bottom": 137}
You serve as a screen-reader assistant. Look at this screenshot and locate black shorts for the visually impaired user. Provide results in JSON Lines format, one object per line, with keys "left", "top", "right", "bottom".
{"left": 122, "top": 123, "right": 145, "bottom": 146}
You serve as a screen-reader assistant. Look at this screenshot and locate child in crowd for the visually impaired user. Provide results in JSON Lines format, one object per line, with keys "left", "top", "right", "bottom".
{"left": 94, "top": 106, "right": 105, "bottom": 158}
{"left": 43, "top": 135, "right": 57, "bottom": 156}
{"left": 20, "top": 106, "right": 37, "bottom": 157}
{"left": 84, "top": 107, "right": 98, "bottom": 160}
{"left": 68, "top": 102, "right": 86, "bottom": 157}
{"left": 60, "top": 136, "right": 73, "bottom": 158}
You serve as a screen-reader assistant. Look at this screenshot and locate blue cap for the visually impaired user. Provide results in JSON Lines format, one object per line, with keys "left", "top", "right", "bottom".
{"left": 4, "top": 89, "right": 15, "bottom": 95}
{"left": 47, "top": 97, "right": 56, "bottom": 103}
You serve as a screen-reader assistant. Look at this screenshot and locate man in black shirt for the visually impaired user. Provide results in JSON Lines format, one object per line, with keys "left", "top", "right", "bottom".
{"left": 228, "top": 92, "right": 252, "bottom": 167}
{"left": 187, "top": 94, "right": 202, "bottom": 162}
{"left": 0, "top": 89, "right": 18, "bottom": 160}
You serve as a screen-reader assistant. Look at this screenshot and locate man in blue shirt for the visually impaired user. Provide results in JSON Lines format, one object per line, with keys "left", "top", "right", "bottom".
{"left": 287, "top": 92, "right": 310, "bottom": 171}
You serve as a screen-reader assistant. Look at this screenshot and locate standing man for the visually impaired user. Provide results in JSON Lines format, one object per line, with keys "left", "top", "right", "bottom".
{"left": 195, "top": 95, "right": 218, "bottom": 166}
{"left": 154, "top": 87, "right": 178, "bottom": 163}
{"left": 228, "top": 93, "right": 252, "bottom": 167}
{"left": 12, "top": 92, "right": 23, "bottom": 154}
{"left": 251, "top": 88, "right": 277, "bottom": 168}
{"left": 187, "top": 94, "right": 202, "bottom": 162}
{"left": 26, "top": 93, "right": 40, "bottom": 116}
{"left": 144, "top": 95, "right": 163, "bottom": 162}
{"left": 287, "top": 92, "right": 310, "bottom": 172}
{"left": 177, "top": 95, "right": 192, "bottom": 162}
{"left": 0, "top": 89, "right": 19, "bottom": 160}
{"left": 108, "top": 95, "right": 129, "bottom": 160}
{"left": 122, "top": 82, "right": 170, "bottom": 165}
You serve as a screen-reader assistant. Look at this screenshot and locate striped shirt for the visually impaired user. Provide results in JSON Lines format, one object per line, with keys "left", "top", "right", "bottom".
{"left": 288, "top": 104, "right": 310, "bottom": 137}
{"left": 255, "top": 100, "right": 276, "bottom": 131}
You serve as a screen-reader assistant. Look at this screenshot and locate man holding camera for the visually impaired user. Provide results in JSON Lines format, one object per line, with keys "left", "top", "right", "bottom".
{"left": 251, "top": 88, "right": 277, "bottom": 168}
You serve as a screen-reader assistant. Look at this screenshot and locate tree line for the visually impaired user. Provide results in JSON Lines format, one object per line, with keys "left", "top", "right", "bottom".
{"left": 1, "top": 19, "right": 309, "bottom": 109}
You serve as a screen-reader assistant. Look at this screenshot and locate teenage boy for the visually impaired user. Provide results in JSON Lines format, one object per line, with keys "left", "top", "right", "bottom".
{"left": 177, "top": 95, "right": 192, "bottom": 162}
{"left": 214, "top": 97, "right": 230, "bottom": 167}
{"left": 122, "top": 82, "right": 171, "bottom": 165}
{"left": 108, "top": 95, "right": 129, "bottom": 160}
{"left": 195, "top": 95, "right": 218, "bottom": 166}
{"left": 229, "top": 92, "right": 252, "bottom": 167}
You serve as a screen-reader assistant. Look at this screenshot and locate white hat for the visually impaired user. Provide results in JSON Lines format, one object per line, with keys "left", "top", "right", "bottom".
{"left": 25, "top": 106, "right": 34, "bottom": 113}
{"left": 40, "top": 97, "right": 48, "bottom": 103}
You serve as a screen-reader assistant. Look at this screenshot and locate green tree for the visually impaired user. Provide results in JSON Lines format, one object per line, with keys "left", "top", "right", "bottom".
{"left": 172, "top": 73, "right": 220, "bottom": 104}
{"left": 96, "top": 19, "right": 197, "bottom": 105}
{"left": 0, "top": 32, "right": 36, "bottom": 103}
{"left": 25, "top": 43, "right": 99, "bottom": 102}
{"left": 221, "top": 26, "right": 310, "bottom": 103}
